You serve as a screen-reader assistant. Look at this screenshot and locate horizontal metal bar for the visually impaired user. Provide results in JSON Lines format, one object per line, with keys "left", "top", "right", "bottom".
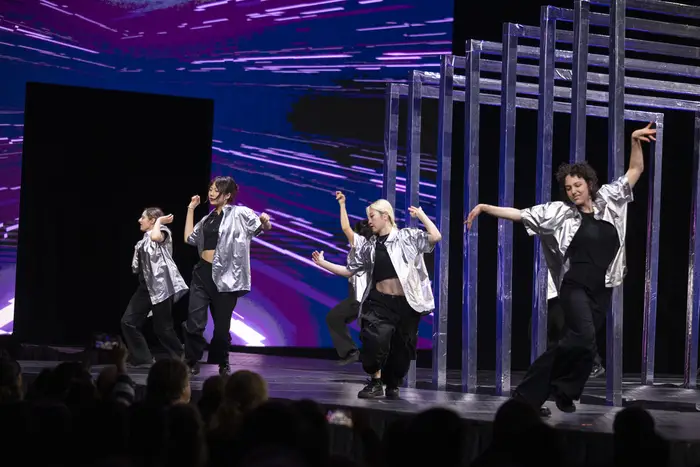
{"left": 591, "top": 0, "right": 700, "bottom": 20}
{"left": 513, "top": 23, "right": 700, "bottom": 62}
{"left": 392, "top": 83, "right": 663, "bottom": 122}
{"left": 413, "top": 68, "right": 700, "bottom": 112}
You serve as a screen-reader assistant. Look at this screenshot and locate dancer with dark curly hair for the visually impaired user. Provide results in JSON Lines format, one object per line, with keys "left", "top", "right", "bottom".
{"left": 326, "top": 192, "right": 374, "bottom": 365}
{"left": 465, "top": 123, "right": 656, "bottom": 416}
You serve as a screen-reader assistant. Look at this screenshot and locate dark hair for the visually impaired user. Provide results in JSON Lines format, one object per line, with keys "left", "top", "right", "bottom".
{"left": 144, "top": 207, "right": 164, "bottom": 220}
{"left": 209, "top": 176, "right": 239, "bottom": 204}
{"left": 146, "top": 359, "right": 189, "bottom": 406}
{"left": 353, "top": 220, "right": 373, "bottom": 240}
{"left": 555, "top": 161, "right": 600, "bottom": 202}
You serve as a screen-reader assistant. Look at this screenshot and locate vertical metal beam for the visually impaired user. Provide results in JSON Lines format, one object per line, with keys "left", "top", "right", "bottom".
{"left": 606, "top": 0, "right": 626, "bottom": 407}
{"left": 404, "top": 71, "right": 423, "bottom": 389}
{"left": 570, "top": 0, "right": 590, "bottom": 163}
{"left": 382, "top": 84, "right": 400, "bottom": 207}
{"left": 684, "top": 112, "right": 700, "bottom": 389}
{"left": 462, "top": 41, "right": 481, "bottom": 393}
{"left": 433, "top": 54, "right": 453, "bottom": 390}
{"left": 532, "top": 6, "right": 556, "bottom": 363}
{"left": 496, "top": 25, "right": 518, "bottom": 396}
{"left": 641, "top": 116, "right": 663, "bottom": 385}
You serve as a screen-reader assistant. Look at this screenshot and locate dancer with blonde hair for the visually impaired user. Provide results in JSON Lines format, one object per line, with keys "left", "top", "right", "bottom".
{"left": 312, "top": 198, "right": 441, "bottom": 399}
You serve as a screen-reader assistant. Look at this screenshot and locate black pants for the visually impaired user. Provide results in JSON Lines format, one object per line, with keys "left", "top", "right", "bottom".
{"left": 183, "top": 261, "right": 238, "bottom": 366}
{"left": 121, "top": 283, "right": 183, "bottom": 364}
{"left": 515, "top": 284, "right": 610, "bottom": 407}
{"left": 360, "top": 289, "right": 421, "bottom": 388}
{"left": 326, "top": 297, "right": 360, "bottom": 358}
{"left": 528, "top": 298, "right": 603, "bottom": 366}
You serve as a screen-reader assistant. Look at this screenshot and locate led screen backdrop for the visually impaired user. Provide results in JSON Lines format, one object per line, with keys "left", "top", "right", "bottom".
{"left": 0, "top": 0, "right": 453, "bottom": 348}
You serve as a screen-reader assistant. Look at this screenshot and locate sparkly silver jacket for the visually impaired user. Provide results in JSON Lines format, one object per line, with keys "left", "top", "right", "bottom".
{"left": 187, "top": 204, "right": 263, "bottom": 293}
{"left": 132, "top": 226, "right": 189, "bottom": 305}
{"left": 348, "top": 234, "right": 369, "bottom": 303}
{"left": 520, "top": 175, "right": 633, "bottom": 291}
{"left": 347, "top": 227, "right": 435, "bottom": 313}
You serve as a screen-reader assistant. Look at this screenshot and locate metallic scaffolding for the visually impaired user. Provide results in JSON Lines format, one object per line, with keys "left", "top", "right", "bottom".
{"left": 382, "top": 0, "right": 700, "bottom": 405}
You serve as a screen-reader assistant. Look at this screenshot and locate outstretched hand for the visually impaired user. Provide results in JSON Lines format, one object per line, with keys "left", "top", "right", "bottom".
{"left": 259, "top": 212, "right": 270, "bottom": 224}
{"left": 311, "top": 250, "right": 325, "bottom": 264}
{"left": 632, "top": 122, "right": 657, "bottom": 143}
{"left": 464, "top": 204, "right": 484, "bottom": 230}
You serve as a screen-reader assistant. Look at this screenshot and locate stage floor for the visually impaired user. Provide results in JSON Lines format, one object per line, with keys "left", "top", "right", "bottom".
{"left": 17, "top": 352, "right": 700, "bottom": 467}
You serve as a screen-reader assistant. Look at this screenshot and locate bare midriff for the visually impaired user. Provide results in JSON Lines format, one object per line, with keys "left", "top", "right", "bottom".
{"left": 201, "top": 250, "right": 215, "bottom": 264}
{"left": 375, "top": 278, "right": 404, "bottom": 296}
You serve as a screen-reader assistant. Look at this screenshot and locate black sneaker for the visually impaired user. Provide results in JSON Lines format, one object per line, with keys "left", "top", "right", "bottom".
{"left": 219, "top": 362, "right": 231, "bottom": 376}
{"left": 336, "top": 350, "right": 360, "bottom": 366}
{"left": 554, "top": 393, "right": 576, "bottom": 413}
{"left": 385, "top": 387, "right": 400, "bottom": 399}
{"left": 188, "top": 362, "right": 200, "bottom": 376}
{"left": 539, "top": 406, "right": 552, "bottom": 417}
{"left": 358, "top": 378, "right": 384, "bottom": 399}
{"left": 590, "top": 363, "right": 606, "bottom": 378}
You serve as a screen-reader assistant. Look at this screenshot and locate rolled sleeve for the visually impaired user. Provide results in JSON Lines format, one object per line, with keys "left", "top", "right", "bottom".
{"left": 520, "top": 201, "right": 568, "bottom": 237}
{"left": 187, "top": 219, "right": 204, "bottom": 246}
{"left": 240, "top": 207, "right": 264, "bottom": 238}
{"left": 347, "top": 241, "right": 370, "bottom": 275}
{"left": 597, "top": 175, "right": 634, "bottom": 209}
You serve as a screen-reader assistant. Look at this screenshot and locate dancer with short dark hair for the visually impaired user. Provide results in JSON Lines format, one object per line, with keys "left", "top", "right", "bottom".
{"left": 466, "top": 123, "right": 655, "bottom": 416}
{"left": 313, "top": 199, "right": 441, "bottom": 399}
{"left": 122, "top": 208, "right": 188, "bottom": 367}
{"left": 182, "top": 176, "right": 272, "bottom": 376}
{"left": 325, "top": 192, "right": 373, "bottom": 365}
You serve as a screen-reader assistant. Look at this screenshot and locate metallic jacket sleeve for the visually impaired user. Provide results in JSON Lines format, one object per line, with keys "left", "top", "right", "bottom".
{"left": 403, "top": 227, "right": 435, "bottom": 255}
{"left": 131, "top": 247, "right": 139, "bottom": 274}
{"left": 519, "top": 201, "right": 569, "bottom": 237}
{"left": 346, "top": 241, "right": 371, "bottom": 275}
{"left": 240, "top": 207, "right": 264, "bottom": 237}
{"left": 596, "top": 175, "right": 634, "bottom": 212}
{"left": 187, "top": 218, "right": 204, "bottom": 246}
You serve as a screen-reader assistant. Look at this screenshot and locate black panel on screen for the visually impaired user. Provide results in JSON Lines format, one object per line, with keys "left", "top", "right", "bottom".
{"left": 15, "top": 82, "right": 213, "bottom": 346}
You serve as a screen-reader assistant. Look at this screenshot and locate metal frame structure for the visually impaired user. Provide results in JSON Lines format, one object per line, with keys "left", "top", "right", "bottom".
{"left": 381, "top": 0, "right": 700, "bottom": 404}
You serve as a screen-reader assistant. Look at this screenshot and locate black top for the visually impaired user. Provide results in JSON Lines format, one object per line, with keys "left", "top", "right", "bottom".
{"left": 203, "top": 210, "right": 223, "bottom": 251}
{"left": 563, "top": 212, "right": 620, "bottom": 292}
{"left": 373, "top": 234, "right": 398, "bottom": 283}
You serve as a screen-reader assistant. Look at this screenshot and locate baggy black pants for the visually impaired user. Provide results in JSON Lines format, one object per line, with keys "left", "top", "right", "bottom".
{"left": 326, "top": 297, "right": 360, "bottom": 358}
{"left": 360, "top": 289, "right": 421, "bottom": 388}
{"left": 121, "top": 283, "right": 183, "bottom": 364}
{"left": 515, "top": 284, "right": 610, "bottom": 408}
{"left": 182, "top": 261, "right": 238, "bottom": 366}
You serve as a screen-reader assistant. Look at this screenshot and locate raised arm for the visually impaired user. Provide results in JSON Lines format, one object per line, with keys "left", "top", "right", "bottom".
{"left": 312, "top": 251, "right": 353, "bottom": 278}
{"left": 464, "top": 204, "right": 522, "bottom": 230}
{"left": 150, "top": 214, "right": 174, "bottom": 243}
{"left": 626, "top": 122, "right": 656, "bottom": 189}
{"left": 408, "top": 206, "right": 441, "bottom": 244}
{"left": 184, "top": 195, "right": 200, "bottom": 243}
{"left": 336, "top": 191, "right": 354, "bottom": 244}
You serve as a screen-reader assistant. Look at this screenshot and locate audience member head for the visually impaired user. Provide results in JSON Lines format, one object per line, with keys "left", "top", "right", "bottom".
{"left": 406, "top": 408, "right": 465, "bottom": 467}
{"left": 292, "top": 399, "right": 330, "bottom": 467}
{"left": 491, "top": 398, "right": 542, "bottom": 446}
{"left": 146, "top": 359, "right": 191, "bottom": 407}
{"left": 96, "top": 365, "right": 119, "bottom": 400}
{"left": 0, "top": 351, "right": 22, "bottom": 403}
{"left": 613, "top": 406, "right": 669, "bottom": 467}
{"left": 198, "top": 375, "right": 226, "bottom": 425}
{"left": 164, "top": 403, "right": 208, "bottom": 467}
{"left": 211, "top": 370, "right": 268, "bottom": 433}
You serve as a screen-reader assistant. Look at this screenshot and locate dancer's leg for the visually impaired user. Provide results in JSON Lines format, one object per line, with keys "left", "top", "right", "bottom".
{"left": 121, "top": 284, "right": 155, "bottom": 365}
{"left": 326, "top": 297, "right": 360, "bottom": 361}
{"left": 183, "top": 264, "right": 211, "bottom": 371}
{"left": 358, "top": 291, "right": 398, "bottom": 399}
{"left": 151, "top": 296, "right": 184, "bottom": 360}
{"left": 209, "top": 291, "right": 238, "bottom": 374}
{"left": 382, "top": 299, "right": 420, "bottom": 398}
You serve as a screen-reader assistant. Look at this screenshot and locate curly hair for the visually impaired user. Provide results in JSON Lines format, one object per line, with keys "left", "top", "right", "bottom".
{"left": 555, "top": 161, "right": 600, "bottom": 202}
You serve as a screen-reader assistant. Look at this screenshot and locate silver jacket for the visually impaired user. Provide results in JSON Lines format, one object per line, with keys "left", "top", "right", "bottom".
{"left": 520, "top": 175, "right": 633, "bottom": 291}
{"left": 347, "top": 227, "right": 435, "bottom": 313}
{"left": 187, "top": 204, "right": 263, "bottom": 293}
{"left": 348, "top": 234, "right": 369, "bottom": 303}
{"left": 132, "top": 226, "right": 189, "bottom": 305}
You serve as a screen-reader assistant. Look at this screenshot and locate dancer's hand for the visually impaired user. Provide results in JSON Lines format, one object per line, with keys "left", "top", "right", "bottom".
{"left": 312, "top": 250, "right": 325, "bottom": 264}
{"left": 259, "top": 212, "right": 270, "bottom": 224}
{"left": 632, "top": 122, "right": 656, "bottom": 143}
{"left": 188, "top": 195, "right": 200, "bottom": 209}
{"left": 464, "top": 204, "right": 485, "bottom": 230}
{"left": 158, "top": 214, "right": 174, "bottom": 225}
{"left": 335, "top": 191, "right": 346, "bottom": 205}
{"left": 408, "top": 206, "right": 424, "bottom": 219}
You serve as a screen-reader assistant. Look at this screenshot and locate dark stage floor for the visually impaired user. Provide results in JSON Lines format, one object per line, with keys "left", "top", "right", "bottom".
{"left": 18, "top": 352, "right": 700, "bottom": 467}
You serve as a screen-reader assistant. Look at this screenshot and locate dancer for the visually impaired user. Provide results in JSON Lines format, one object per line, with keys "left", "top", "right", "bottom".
{"left": 312, "top": 199, "right": 441, "bottom": 399}
{"left": 122, "top": 208, "right": 188, "bottom": 367}
{"left": 530, "top": 273, "right": 605, "bottom": 377}
{"left": 326, "top": 191, "right": 373, "bottom": 365}
{"left": 183, "top": 176, "right": 272, "bottom": 376}
{"left": 465, "top": 123, "right": 655, "bottom": 415}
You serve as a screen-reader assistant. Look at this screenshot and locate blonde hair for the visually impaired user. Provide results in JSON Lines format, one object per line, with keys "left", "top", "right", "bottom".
{"left": 366, "top": 199, "right": 396, "bottom": 226}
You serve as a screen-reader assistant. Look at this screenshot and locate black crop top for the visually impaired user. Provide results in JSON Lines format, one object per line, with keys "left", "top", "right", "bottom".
{"left": 373, "top": 235, "right": 398, "bottom": 283}
{"left": 202, "top": 210, "right": 223, "bottom": 250}
{"left": 563, "top": 212, "right": 620, "bottom": 291}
